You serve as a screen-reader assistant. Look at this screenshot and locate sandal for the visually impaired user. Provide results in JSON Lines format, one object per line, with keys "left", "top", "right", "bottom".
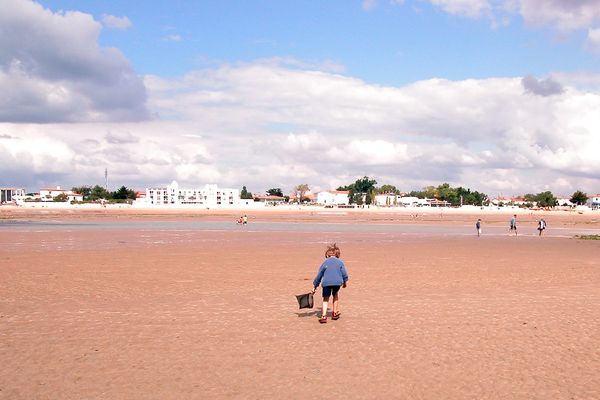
{"left": 332, "top": 311, "right": 340, "bottom": 320}
{"left": 319, "top": 315, "right": 327, "bottom": 324}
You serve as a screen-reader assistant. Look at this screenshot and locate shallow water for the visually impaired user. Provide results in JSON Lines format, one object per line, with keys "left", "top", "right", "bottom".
{"left": 2, "top": 219, "right": 598, "bottom": 237}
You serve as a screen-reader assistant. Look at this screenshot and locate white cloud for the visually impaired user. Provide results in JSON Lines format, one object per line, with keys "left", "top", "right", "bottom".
{"left": 162, "top": 34, "right": 182, "bottom": 42}
{"left": 587, "top": 27, "right": 600, "bottom": 50}
{"left": 0, "top": 134, "right": 75, "bottom": 174}
{"left": 327, "top": 139, "right": 410, "bottom": 165}
{"left": 518, "top": 0, "right": 600, "bottom": 31}
{"left": 415, "top": 0, "right": 600, "bottom": 29}
{"left": 362, "top": 0, "right": 378, "bottom": 10}
{"left": 0, "top": 0, "right": 148, "bottom": 123}
{"left": 137, "top": 62, "right": 600, "bottom": 194}
{"left": 3, "top": 59, "right": 600, "bottom": 196}
{"left": 101, "top": 14, "right": 132, "bottom": 29}
{"left": 405, "top": 1, "right": 600, "bottom": 49}
{"left": 428, "top": 0, "right": 492, "bottom": 18}
{"left": 522, "top": 75, "right": 565, "bottom": 96}
{"left": 282, "top": 132, "right": 326, "bottom": 153}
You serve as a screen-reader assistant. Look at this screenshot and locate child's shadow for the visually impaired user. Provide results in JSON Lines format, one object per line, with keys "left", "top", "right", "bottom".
{"left": 295, "top": 310, "right": 319, "bottom": 318}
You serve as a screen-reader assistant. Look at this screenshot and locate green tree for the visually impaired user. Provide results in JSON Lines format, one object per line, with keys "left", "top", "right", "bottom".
{"left": 409, "top": 184, "right": 487, "bottom": 206}
{"left": 353, "top": 176, "right": 377, "bottom": 193}
{"left": 436, "top": 183, "right": 458, "bottom": 204}
{"left": 408, "top": 190, "right": 425, "bottom": 198}
{"left": 422, "top": 186, "right": 437, "bottom": 199}
{"left": 266, "top": 188, "right": 284, "bottom": 197}
{"left": 535, "top": 191, "right": 557, "bottom": 208}
{"left": 365, "top": 188, "right": 376, "bottom": 205}
{"left": 570, "top": 190, "right": 588, "bottom": 206}
{"left": 377, "top": 184, "right": 400, "bottom": 194}
{"left": 89, "top": 185, "right": 110, "bottom": 201}
{"left": 341, "top": 176, "right": 377, "bottom": 205}
{"left": 353, "top": 192, "right": 364, "bottom": 205}
{"left": 240, "top": 186, "right": 253, "bottom": 199}
{"left": 294, "top": 184, "right": 310, "bottom": 203}
{"left": 455, "top": 186, "right": 488, "bottom": 206}
{"left": 112, "top": 186, "right": 136, "bottom": 200}
{"left": 53, "top": 193, "right": 68, "bottom": 202}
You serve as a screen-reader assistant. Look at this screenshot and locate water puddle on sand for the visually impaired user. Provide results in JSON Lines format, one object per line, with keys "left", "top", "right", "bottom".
{"left": 2, "top": 219, "right": 600, "bottom": 253}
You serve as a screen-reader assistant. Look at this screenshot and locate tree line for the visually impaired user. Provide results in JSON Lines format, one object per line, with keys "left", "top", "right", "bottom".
{"left": 333, "top": 177, "right": 488, "bottom": 206}
{"left": 70, "top": 185, "right": 137, "bottom": 202}
{"left": 522, "top": 190, "right": 588, "bottom": 207}
{"left": 245, "top": 177, "right": 591, "bottom": 208}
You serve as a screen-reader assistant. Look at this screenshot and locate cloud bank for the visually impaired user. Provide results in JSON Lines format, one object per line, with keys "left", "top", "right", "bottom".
{"left": 2, "top": 58, "right": 599, "bottom": 195}
{"left": 396, "top": 0, "right": 600, "bottom": 49}
{"left": 0, "top": 0, "right": 148, "bottom": 123}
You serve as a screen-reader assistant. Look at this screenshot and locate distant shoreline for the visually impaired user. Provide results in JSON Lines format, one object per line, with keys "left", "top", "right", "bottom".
{"left": 2, "top": 203, "right": 598, "bottom": 229}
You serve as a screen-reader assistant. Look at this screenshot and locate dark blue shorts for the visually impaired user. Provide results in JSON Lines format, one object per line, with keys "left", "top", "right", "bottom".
{"left": 322, "top": 285, "right": 341, "bottom": 298}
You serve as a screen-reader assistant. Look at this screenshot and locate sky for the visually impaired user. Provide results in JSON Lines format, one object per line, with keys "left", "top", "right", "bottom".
{"left": 1, "top": 0, "right": 600, "bottom": 196}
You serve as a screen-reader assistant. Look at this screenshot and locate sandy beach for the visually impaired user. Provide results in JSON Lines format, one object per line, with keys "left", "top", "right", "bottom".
{"left": 1, "top": 207, "right": 599, "bottom": 399}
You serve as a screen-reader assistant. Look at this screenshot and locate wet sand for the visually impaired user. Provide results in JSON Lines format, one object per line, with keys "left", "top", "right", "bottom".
{"left": 1, "top": 209, "right": 599, "bottom": 399}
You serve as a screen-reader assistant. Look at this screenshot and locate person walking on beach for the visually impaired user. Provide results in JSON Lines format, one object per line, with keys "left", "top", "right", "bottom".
{"left": 476, "top": 219, "right": 482, "bottom": 237}
{"left": 312, "top": 243, "right": 349, "bottom": 324}
{"left": 537, "top": 218, "right": 547, "bottom": 236}
{"left": 242, "top": 215, "right": 248, "bottom": 225}
{"left": 510, "top": 214, "right": 518, "bottom": 236}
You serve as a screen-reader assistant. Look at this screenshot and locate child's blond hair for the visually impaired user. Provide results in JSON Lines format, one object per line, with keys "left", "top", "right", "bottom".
{"left": 325, "top": 243, "right": 341, "bottom": 258}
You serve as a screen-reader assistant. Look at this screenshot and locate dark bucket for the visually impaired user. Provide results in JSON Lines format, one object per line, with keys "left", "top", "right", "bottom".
{"left": 295, "top": 292, "right": 314, "bottom": 309}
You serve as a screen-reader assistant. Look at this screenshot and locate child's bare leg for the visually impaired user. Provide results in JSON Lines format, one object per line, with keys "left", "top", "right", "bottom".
{"left": 321, "top": 296, "right": 329, "bottom": 317}
{"left": 332, "top": 294, "right": 339, "bottom": 315}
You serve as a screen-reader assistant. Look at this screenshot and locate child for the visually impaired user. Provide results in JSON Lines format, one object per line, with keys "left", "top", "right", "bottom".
{"left": 476, "top": 219, "right": 482, "bottom": 237}
{"left": 312, "top": 243, "right": 349, "bottom": 324}
{"left": 537, "top": 219, "right": 546, "bottom": 236}
{"left": 510, "top": 214, "right": 517, "bottom": 236}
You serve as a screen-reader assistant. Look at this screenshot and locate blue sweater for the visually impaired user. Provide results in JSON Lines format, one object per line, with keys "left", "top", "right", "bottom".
{"left": 313, "top": 257, "right": 349, "bottom": 288}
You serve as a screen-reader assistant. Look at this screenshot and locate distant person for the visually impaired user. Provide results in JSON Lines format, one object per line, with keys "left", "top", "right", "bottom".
{"left": 312, "top": 243, "right": 349, "bottom": 324}
{"left": 236, "top": 216, "right": 243, "bottom": 224}
{"left": 476, "top": 219, "right": 482, "bottom": 237}
{"left": 242, "top": 215, "right": 248, "bottom": 225}
{"left": 537, "top": 219, "right": 547, "bottom": 236}
{"left": 510, "top": 214, "right": 517, "bottom": 236}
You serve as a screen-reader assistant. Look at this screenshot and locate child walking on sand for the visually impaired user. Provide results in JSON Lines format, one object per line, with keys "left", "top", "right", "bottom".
{"left": 312, "top": 243, "right": 349, "bottom": 324}
{"left": 510, "top": 214, "right": 518, "bottom": 236}
{"left": 537, "top": 219, "right": 547, "bottom": 236}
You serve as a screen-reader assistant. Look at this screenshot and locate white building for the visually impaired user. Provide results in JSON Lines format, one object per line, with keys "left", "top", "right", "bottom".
{"left": 40, "top": 186, "right": 65, "bottom": 201}
{"left": 65, "top": 193, "right": 84, "bottom": 202}
{"left": 491, "top": 196, "right": 530, "bottom": 206}
{"left": 146, "top": 181, "right": 239, "bottom": 207}
{"left": 317, "top": 190, "right": 350, "bottom": 206}
{"left": 556, "top": 196, "right": 574, "bottom": 207}
{"left": 253, "top": 195, "right": 286, "bottom": 205}
{"left": 589, "top": 194, "right": 600, "bottom": 210}
{"left": 374, "top": 194, "right": 398, "bottom": 207}
{"left": 398, "top": 196, "right": 430, "bottom": 207}
{"left": 1, "top": 187, "right": 25, "bottom": 204}
{"left": 39, "top": 186, "right": 83, "bottom": 202}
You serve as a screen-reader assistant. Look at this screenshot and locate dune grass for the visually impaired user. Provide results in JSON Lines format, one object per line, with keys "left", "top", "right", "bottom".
{"left": 574, "top": 234, "right": 600, "bottom": 240}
